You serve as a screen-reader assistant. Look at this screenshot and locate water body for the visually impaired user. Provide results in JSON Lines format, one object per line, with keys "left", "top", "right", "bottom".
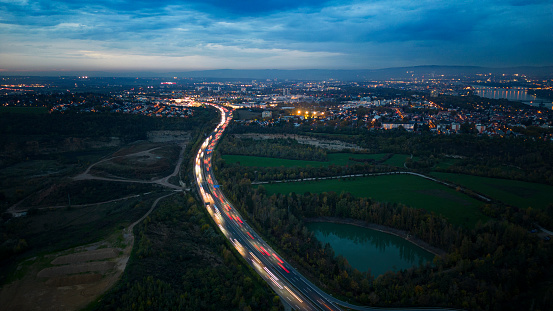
{"left": 307, "top": 222, "right": 435, "bottom": 277}
{"left": 472, "top": 86, "right": 553, "bottom": 109}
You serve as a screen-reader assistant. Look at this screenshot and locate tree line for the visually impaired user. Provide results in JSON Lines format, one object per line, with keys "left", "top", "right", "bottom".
{"left": 226, "top": 123, "right": 553, "bottom": 185}
{"left": 214, "top": 170, "right": 553, "bottom": 310}
{"left": 219, "top": 136, "right": 328, "bottom": 161}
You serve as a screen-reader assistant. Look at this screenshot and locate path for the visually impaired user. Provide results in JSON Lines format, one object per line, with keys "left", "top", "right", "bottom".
{"left": 73, "top": 144, "right": 186, "bottom": 190}
{"left": 74, "top": 146, "right": 164, "bottom": 179}
{"left": 119, "top": 192, "right": 177, "bottom": 271}
{"left": 8, "top": 142, "right": 189, "bottom": 216}
{"left": 0, "top": 192, "right": 176, "bottom": 311}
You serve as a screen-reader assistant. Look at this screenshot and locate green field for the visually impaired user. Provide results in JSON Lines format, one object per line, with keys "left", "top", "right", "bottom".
{"left": 0, "top": 106, "right": 48, "bottom": 114}
{"left": 383, "top": 154, "right": 412, "bottom": 167}
{"left": 222, "top": 153, "right": 388, "bottom": 167}
{"left": 430, "top": 172, "right": 553, "bottom": 210}
{"left": 434, "top": 158, "right": 462, "bottom": 170}
{"left": 263, "top": 174, "right": 486, "bottom": 227}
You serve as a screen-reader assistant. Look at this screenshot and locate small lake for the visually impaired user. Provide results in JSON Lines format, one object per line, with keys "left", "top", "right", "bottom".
{"left": 307, "top": 222, "right": 435, "bottom": 277}
{"left": 472, "top": 86, "right": 553, "bottom": 109}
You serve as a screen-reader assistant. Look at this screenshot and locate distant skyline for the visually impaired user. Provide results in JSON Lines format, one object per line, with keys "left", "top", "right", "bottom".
{"left": 1, "top": 0, "right": 552, "bottom": 73}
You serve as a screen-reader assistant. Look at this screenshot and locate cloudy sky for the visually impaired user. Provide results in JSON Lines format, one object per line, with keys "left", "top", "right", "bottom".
{"left": 0, "top": 0, "right": 551, "bottom": 72}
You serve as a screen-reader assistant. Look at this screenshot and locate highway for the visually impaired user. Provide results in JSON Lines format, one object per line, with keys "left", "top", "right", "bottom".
{"left": 193, "top": 104, "right": 459, "bottom": 311}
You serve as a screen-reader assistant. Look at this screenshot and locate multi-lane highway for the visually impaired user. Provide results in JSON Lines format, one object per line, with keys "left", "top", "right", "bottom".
{"left": 194, "top": 104, "right": 346, "bottom": 310}
{"left": 193, "top": 104, "right": 457, "bottom": 311}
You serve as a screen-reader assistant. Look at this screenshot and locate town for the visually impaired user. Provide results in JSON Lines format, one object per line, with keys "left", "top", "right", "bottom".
{"left": 2, "top": 74, "right": 552, "bottom": 140}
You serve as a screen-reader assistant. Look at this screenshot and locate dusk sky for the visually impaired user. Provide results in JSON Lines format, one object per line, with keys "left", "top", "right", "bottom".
{"left": 1, "top": 0, "right": 552, "bottom": 72}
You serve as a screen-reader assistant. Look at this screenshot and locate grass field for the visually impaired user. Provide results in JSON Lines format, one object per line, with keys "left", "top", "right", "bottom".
{"left": 430, "top": 172, "right": 553, "bottom": 210}
{"left": 434, "top": 158, "right": 462, "bottom": 170}
{"left": 0, "top": 107, "right": 48, "bottom": 114}
{"left": 383, "top": 154, "right": 412, "bottom": 167}
{"left": 222, "top": 153, "right": 388, "bottom": 167}
{"left": 263, "top": 174, "right": 486, "bottom": 227}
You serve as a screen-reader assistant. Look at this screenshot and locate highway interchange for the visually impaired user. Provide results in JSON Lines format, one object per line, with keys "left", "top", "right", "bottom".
{"left": 193, "top": 104, "right": 457, "bottom": 311}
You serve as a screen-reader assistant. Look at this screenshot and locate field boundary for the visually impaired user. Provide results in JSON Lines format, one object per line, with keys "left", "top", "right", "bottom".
{"left": 254, "top": 171, "right": 492, "bottom": 203}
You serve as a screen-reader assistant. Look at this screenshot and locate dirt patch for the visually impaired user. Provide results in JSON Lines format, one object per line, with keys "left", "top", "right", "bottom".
{"left": 111, "top": 143, "right": 162, "bottom": 157}
{"left": 234, "top": 133, "right": 364, "bottom": 151}
{"left": 416, "top": 188, "right": 473, "bottom": 206}
{"left": 45, "top": 273, "right": 102, "bottom": 287}
{"left": 1, "top": 192, "right": 171, "bottom": 311}
{"left": 147, "top": 130, "right": 191, "bottom": 143}
{"left": 91, "top": 145, "right": 177, "bottom": 180}
{"left": 51, "top": 248, "right": 119, "bottom": 265}
{"left": 38, "top": 261, "right": 116, "bottom": 278}
{"left": 0, "top": 232, "right": 133, "bottom": 311}
{"left": 90, "top": 144, "right": 181, "bottom": 180}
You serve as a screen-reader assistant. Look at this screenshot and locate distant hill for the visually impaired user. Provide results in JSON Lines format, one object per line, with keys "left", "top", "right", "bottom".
{"left": 2, "top": 66, "right": 552, "bottom": 80}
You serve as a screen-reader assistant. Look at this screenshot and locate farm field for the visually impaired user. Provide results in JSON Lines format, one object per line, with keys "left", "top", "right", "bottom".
{"left": 430, "top": 172, "right": 553, "bottom": 210}
{"left": 263, "top": 174, "right": 487, "bottom": 227}
{"left": 222, "top": 153, "right": 388, "bottom": 167}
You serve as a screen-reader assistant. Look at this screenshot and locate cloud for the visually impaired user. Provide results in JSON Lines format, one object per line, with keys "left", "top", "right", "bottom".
{"left": 0, "top": 0, "right": 551, "bottom": 71}
{"left": 0, "top": 0, "right": 28, "bottom": 4}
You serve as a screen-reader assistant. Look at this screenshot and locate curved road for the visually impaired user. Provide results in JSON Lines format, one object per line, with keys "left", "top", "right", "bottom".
{"left": 194, "top": 104, "right": 460, "bottom": 311}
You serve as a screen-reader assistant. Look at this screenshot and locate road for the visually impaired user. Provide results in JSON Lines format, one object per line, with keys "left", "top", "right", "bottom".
{"left": 194, "top": 104, "right": 460, "bottom": 311}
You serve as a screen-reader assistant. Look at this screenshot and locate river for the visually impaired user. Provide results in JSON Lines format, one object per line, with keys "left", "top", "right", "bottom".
{"left": 471, "top": 85, "right": 553, "bottom": 109}
{"left": 307, "top": 222, "right": 435, "bottom": 277}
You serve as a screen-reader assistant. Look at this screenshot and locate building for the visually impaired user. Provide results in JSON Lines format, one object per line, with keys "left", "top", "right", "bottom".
{"left": 476, "top": 124, "right": 486, "bottom": 134}
{"left": 382, "top": 123, "right": 415, "bottom": 131}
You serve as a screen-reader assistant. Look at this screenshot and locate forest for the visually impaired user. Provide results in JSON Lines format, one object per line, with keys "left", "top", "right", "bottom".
{"left": 0, "top": 107, "right": 218, "bottom": 210}
{"left": 0, "top": 107, "right": 214, "bottom": 145}
{"left": 91, "top": 194, "right": 282, "bottom": 311}
{"left": 212, "top": 128, "right": 553, "bottom": 310}
{"left": 214, "top": 171, "right": 553, "bottom": 310}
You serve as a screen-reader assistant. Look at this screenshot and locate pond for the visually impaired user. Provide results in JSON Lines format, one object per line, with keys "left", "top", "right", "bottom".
{"left": 306, "top": 222, "right": 435, "bottom": 277}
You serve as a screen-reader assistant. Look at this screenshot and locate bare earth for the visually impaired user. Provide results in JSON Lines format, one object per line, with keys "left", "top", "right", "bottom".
{"left": 0, "top": 236, "right": 132, "bottom": 311}
{"left": 233, "top": 133, "right": 364, "bottom": 151}
{"left": 0, "top": 193, "right": 173, "bottom": 311}
{"left": 147, "top": 130, "right": 191, "bottom": 143}
{"left": 1, "top": 138, "right": 183, "bottom": 311}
